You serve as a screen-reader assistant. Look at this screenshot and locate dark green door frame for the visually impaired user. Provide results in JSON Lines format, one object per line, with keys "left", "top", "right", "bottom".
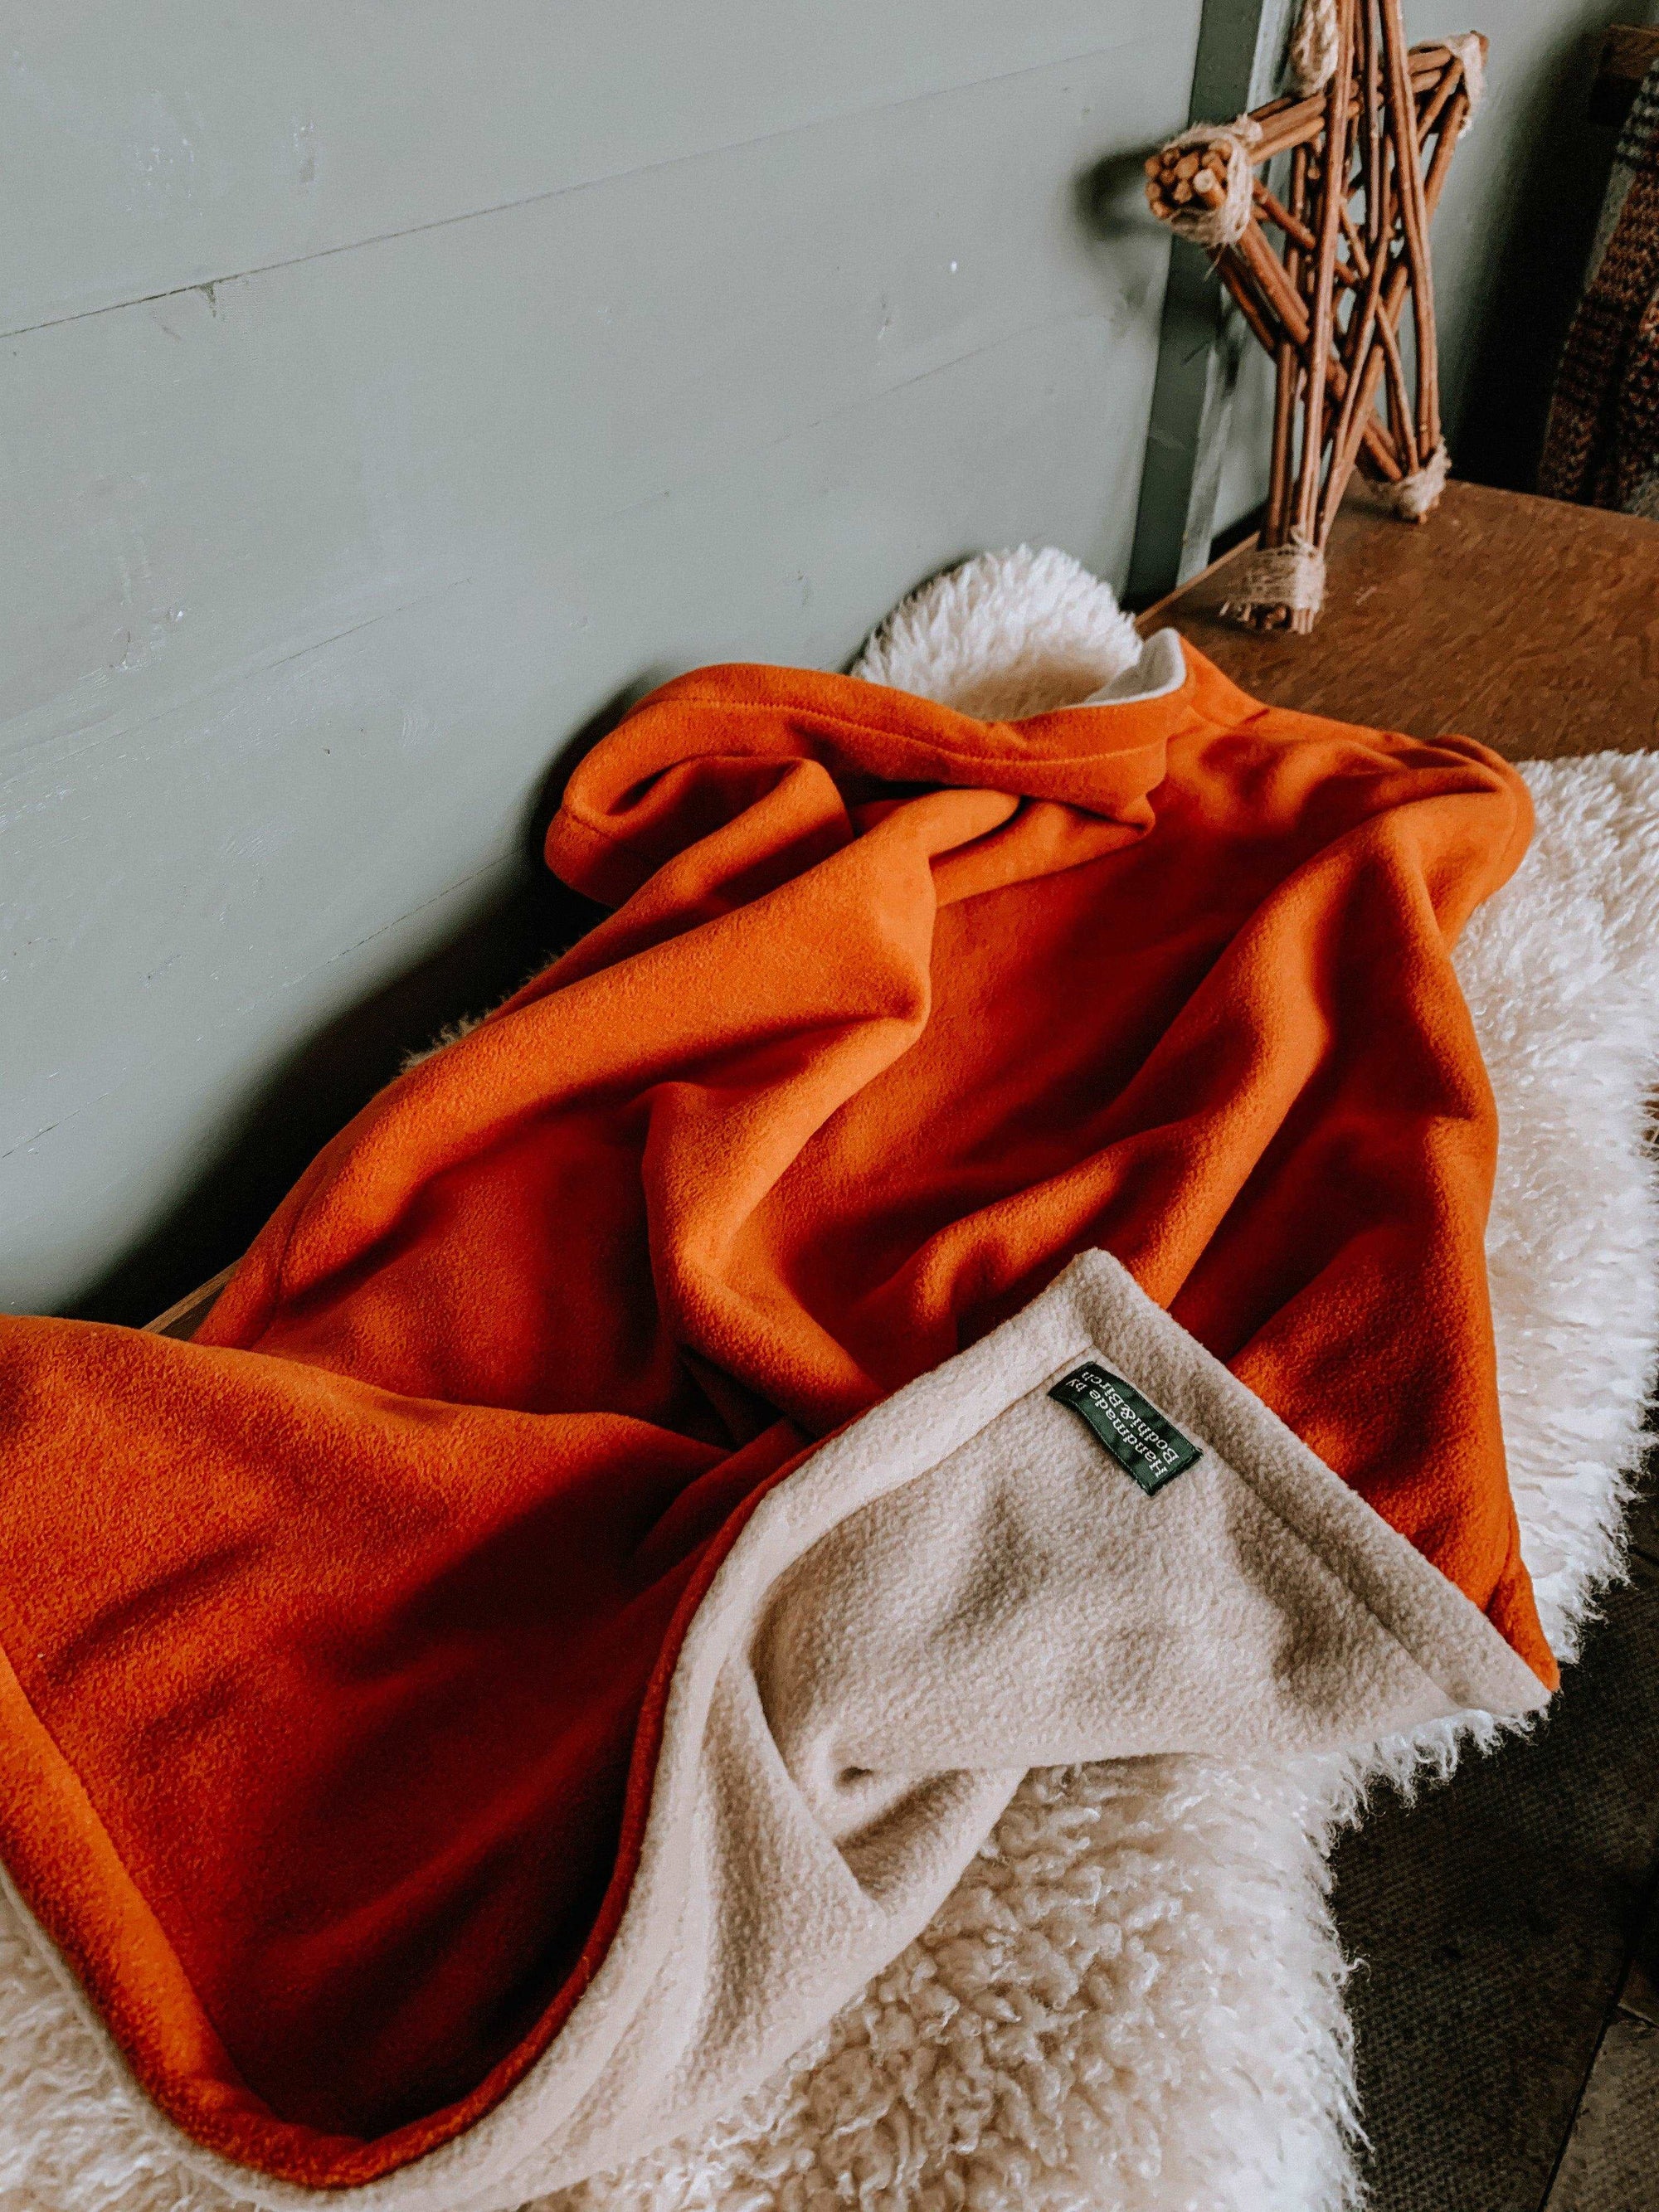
{"left": 1126, "top": 0, "right": 1297, "bottom": 604}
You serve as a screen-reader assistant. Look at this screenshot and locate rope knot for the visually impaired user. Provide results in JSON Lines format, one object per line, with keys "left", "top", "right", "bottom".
{"left": 1382, "top": 441, "right": 1451, "bottom": 522}
{"left": 1144, "top": 116, "right": 1263, "bottom": 250}
{"left": 1288, "top": 0, "right": 1340, "bottom": 95}
{"left": 1219, "top": 533, "right": 1326, "bottom": 625}
{"left": 1444, "top": 32, "right": 1486, "bottom": 123}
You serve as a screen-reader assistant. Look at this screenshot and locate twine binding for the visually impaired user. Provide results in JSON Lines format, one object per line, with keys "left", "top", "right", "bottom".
{"left": 1444, "top": 32, "right": 1486, "bottom": 123}
{"left": 1155, "top": 116, "right": 1264, "bottom": 249}
{"left": 1381, "top": 440, "right": 1450, "bottom": 521}
{"left": 1220, "top": 534, "right": 1326, "bottom": 621}
{"left": 1287, "top": 0, "right": 1340, "bottom": 95}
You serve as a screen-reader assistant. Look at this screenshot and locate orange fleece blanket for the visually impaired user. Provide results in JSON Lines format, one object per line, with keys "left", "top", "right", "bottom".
{"left": 0, "top": 642, "right": 1550, "bottom": 2188}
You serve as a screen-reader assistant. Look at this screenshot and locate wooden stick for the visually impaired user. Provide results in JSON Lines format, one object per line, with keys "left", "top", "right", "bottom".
{"left": 1212, "top": 246, "right": 1289, "bottom": 363}
{"left": 1334, "top": 192, "right": 1420, "bottom": 476}
{"left": 1293, "top": 0, "right": 1355, "bottom": 580}
{"left": 1335, "top": 197, "right": 1370, "bottom": 284}
{"left": 1323, "top": 197, "right": 1395, "bottom": 533}
{"left": 1370, "top": 290, "right": 1418, "bottom": 474}
{"left": 1422, "top": 84, "right": 1472, "bottom": 202}
{"left": 1224, "top": 61, "right": 1480, "bottom": 503}
{"left": 1254, "top": 182, "right": 1367, "bottom": 291}
{"left": 1331, "top": 0, "right": 1378, "bottom": 489}
{"left": 1248, "top": 43, "right": 1451, "bottom": 135}
{"left": 1249, "top": 44, "right": 1452, "bottom": 162}
{"left": 1265, "top": 337, "right": 1301, "bottom": 559}
{"left": 1254, "top": 179, "right": 1318, "bottom": 254}
{"left": 1233, "top": 215, "right": 1314, "bottom": 340}
{"left": 1324, "top": 80, "right": 1471, "bottom": 516}
{"left": 1378, "top": 0, "right": 1439, "bottom": 457}
{"left": 1363, "top": 0, "right": 1384, "bottom": 254}
{"left": 1218, "top": 221, "right": 1404, "bottom": 479}
{"left": 1414, "top": 54, "right": 1462, "bottom": 143}
{"left": 1379, "top": 129, "right": 1411, "bottom": 465}
{"left": 1263, "top": 141, "right": 1310, "bottom": 551}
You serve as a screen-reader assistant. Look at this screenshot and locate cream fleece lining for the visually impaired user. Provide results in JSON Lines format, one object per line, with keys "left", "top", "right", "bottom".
{"left": 8, "top": 548, "right": 1653, "bottom": 2212}
{"left": 2, "top": 1251, "right": 1544, "bottom": 2212}
{"left": 1063, "top": 625, "right": 1186, "bottom": 707}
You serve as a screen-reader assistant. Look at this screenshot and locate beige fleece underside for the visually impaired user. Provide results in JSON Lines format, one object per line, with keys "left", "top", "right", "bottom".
{"left": 2, "top": 1249, "right": 1545, "bottom": 2212}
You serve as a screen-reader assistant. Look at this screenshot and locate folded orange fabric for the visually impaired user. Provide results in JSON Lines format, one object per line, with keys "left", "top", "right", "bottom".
{"left": 0, "top": 643, "right": 1549, "bottom": 2188}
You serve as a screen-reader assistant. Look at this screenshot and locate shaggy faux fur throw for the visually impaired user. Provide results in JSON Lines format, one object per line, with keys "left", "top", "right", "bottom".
{"left": 2, "top": 552, "right": 1657, "bottom": 2212}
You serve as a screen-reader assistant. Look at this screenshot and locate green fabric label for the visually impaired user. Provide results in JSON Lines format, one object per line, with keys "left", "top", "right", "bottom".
{"left": 1048, "top": 1361, "right": 1203, "bottom": 1495}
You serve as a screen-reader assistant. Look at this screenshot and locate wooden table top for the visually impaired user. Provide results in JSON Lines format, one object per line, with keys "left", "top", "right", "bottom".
{"left": 1141, "top": 480, "right": 1659, "bottom": 761}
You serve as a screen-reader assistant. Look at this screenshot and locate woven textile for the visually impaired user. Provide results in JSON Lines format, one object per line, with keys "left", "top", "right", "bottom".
{"left": 1540, "top": 64, "right": 1659, "bottom": 511}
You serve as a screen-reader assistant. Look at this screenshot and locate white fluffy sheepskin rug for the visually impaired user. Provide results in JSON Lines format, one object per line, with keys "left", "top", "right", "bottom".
{"left": 2, "top": 548, "right": 1657, "bottom": 2212}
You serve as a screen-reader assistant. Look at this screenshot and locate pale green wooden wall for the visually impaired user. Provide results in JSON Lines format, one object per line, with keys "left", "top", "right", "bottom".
{"left": 2, "top": 3, "right": 1202, "bottom": 1319}
{"left": 0, "top": 2, "right": 1632, "bottom": 1321}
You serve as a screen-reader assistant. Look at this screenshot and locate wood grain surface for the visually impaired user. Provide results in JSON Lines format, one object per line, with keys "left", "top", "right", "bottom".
{"left": 1144, "top": 479, "right": 1659, "bottom": 760}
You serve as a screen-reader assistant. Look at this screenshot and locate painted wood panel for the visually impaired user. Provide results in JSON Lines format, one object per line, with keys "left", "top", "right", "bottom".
{"left": 3, "top": 1, "right": 1158, "bottom": 332}
{"left": 2, "top": 22, "right": 1198, "bottom": 1315}
{"left": 1126, "top": 0, "right": 1293, "bottom": 600}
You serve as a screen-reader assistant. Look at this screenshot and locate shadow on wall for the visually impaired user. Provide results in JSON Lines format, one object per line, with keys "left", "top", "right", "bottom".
{"left": 66, "top": 696, "right": 633, "bottom": 1330}
{"left": 1457, "top": 12, "right": 1644, "bottom": 493}
{"left": 71, "top": 535, "right": 1027, "bottom": 1332}
{"left": 60, "top": 134, "right": 1167, "bottom": 1333}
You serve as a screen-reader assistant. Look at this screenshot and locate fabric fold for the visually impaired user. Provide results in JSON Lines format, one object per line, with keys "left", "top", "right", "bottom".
{"left": 0, "top": 1254, "right": 1545, "bottom": 2211}
{"left": 0, "top": 637, "right": 1550, "bottom": 2201}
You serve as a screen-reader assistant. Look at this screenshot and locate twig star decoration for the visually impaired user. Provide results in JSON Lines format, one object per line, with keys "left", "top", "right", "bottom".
{"left": 1146, "top": 2, "right": 1486, "bottom": 632}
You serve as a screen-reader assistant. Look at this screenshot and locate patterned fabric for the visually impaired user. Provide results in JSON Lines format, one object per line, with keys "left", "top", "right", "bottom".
{"left": 1540, "top": 64, "right": 1659, "bottom": 512}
